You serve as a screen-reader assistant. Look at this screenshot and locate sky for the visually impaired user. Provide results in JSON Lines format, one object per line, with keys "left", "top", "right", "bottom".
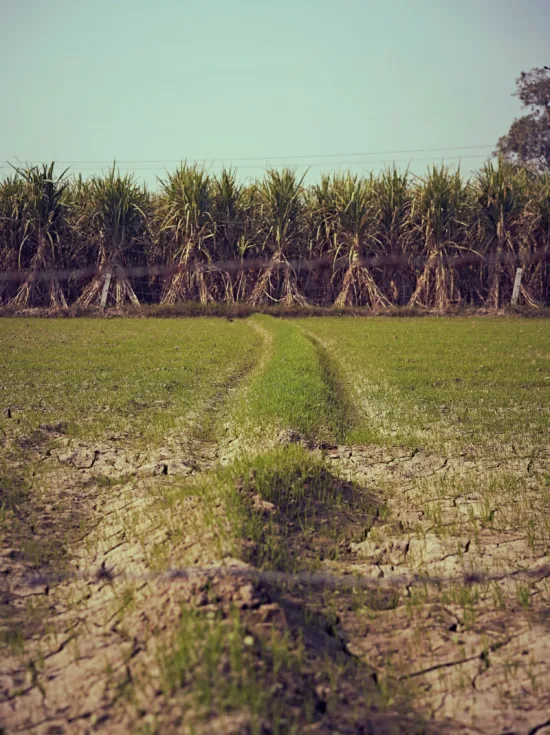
{"left": 0, "top": 0, "right": 549, "bottom": 187}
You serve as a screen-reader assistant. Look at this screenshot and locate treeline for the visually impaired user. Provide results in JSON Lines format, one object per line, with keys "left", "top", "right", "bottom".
{"left": 0, "top": 159, "right": 549, "bottom": 309}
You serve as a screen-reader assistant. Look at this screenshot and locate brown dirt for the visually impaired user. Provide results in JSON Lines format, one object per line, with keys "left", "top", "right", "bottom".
{"left": 0, "top": 432, "right": 417, "bottom": 734}
{"left": 1, "top": 426, "right": 549, "bottom": 734}
{"left": 318, "top": 443, "right": 550, "bottom": 735}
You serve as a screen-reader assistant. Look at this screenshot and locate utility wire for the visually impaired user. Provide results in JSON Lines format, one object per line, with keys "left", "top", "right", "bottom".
{"left": 0, "top": 154, "right": 492, "bottom": 173}
{"left": 1, "top": 144, "right": 494, "bottom": 168}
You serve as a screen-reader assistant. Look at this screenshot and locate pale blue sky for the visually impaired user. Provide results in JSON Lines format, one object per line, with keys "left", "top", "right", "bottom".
{"left": 1, "top": 0, "right": 548, "bottom": 186}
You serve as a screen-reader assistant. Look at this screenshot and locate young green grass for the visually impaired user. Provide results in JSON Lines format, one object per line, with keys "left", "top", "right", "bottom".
{"left": 298, "top": 316, "right": 550, "bottom": 449}
{"left": 0, "top": 317, "right": 263, "bottom": 446}
{"left": 233, "top": 315, "right": 352, "bottom": 443}
{"left": 155, "top": 598, "right": 391, "bottom": 735}
{"left": 120, "top": 446, "right": 393, "bottom": 733}
{"left": 159, "top": 606, "right": 307, "bottom": 733}
{"left": 229, "top": 445, "right": 370, "bottom": 571}
{"left": 159, "top": 444, "right": 379, "bottom": 574}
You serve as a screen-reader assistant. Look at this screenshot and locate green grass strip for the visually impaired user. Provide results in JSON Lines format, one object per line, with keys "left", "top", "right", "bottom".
{"left": 238, "top": 315, "right": 353, "bottom": 443}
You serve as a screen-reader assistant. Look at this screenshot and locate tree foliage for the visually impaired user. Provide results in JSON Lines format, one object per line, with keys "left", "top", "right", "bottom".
{"left": 497, "top": 67, "right": 550, "bottom": 171}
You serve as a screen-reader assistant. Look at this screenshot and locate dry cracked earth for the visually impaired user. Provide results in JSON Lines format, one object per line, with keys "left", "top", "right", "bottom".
{"left": 1, "top": 417, "right": 549, "bottom": 734}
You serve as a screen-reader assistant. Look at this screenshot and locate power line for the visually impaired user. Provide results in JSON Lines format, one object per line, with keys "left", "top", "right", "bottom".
{"left": 1, "top": 144, "right": 494, "bottom": 167}
{"left": 1, "top": 154, "right": 492, "bottom": 174}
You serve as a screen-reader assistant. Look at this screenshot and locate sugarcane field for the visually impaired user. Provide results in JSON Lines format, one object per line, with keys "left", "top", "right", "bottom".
{"left": 0, "top": 162, "right": 549, "bottom": 312}
{"left": 1, "top": 4, "right": 550, "bottom": 734}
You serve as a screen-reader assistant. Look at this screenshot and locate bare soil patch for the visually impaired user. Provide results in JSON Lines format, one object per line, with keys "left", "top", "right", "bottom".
{"left": 317, "top": 442, "right": 550, "bottom": 735}
{"left": 1, "top": 423, "right": 549, "bottom": 733}
{"left": 1, "top": 432, "right": 426, "bottom": 734}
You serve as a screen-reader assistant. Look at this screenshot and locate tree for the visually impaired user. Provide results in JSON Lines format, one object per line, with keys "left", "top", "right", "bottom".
{"left": 496, "top": 67, "right": 550, "bottom": 171}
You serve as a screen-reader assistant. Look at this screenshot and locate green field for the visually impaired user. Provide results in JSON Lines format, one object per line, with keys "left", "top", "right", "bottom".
{"left": 1, "top": 316, "right": 549, "bottom": 734}
{"left": 2, "top": 316, "right": 547, "bottom": 446}
{"left": 299, "top": 317, "right": 550, "bottom": 448}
